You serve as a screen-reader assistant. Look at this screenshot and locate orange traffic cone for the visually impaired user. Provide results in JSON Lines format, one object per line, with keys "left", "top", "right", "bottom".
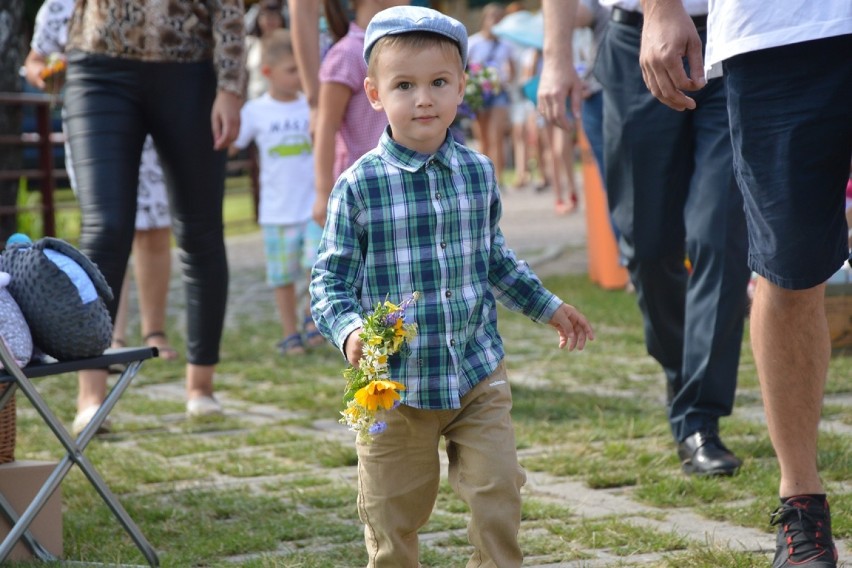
{"left": 578, "top": 127, "right": 629, "bottom": 290}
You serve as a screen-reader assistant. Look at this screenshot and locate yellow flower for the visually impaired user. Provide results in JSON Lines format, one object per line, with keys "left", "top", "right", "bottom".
{"left": 341, "top": 404, "right": 362, "bottom": 421}
{"left": 384, "top": 300, "right": 399, "bottom": 312}
{"left": 353, "top": 380, "right": 406, "bottom": 411}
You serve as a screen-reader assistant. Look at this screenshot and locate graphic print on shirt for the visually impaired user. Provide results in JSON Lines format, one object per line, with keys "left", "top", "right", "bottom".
{"left": 266, "top": 118, "right": 312, "bottom": 158}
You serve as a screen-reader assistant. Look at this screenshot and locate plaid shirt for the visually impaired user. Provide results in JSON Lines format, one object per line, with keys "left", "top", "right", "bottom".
{"left": 311, "top": 128, "right": 562, "bottom": 410}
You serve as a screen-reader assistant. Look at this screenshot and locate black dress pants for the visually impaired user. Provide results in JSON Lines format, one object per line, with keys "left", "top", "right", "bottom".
{"left": 595, "top": 21, "right": 750, "bottom": 442}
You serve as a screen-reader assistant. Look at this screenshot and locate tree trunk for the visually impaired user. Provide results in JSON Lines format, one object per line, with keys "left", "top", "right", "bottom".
{"left": 0, "top": 1, "right": 25, "bottom": 243}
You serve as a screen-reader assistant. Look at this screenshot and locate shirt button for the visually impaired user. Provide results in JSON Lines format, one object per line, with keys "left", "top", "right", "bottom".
{"left": 445, "top": 290, "right": 452, "bottom": 298}
{"left": 436, "top": 193, "right": 442, "bottom": 200}
{"left": 450, "top": 339, "right": 456, "bottom": 346}
{"left": 440, "top": 242, "right": 446, "bottom": 249}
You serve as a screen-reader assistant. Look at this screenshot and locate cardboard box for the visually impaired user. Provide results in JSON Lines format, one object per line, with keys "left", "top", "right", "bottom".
{"left": 0, "top": 460, "right": 63, "bottom": 561}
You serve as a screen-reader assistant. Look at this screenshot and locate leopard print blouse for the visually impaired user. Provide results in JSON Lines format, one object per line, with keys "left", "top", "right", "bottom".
{"left": 66, "top": 0, "right": 246, "bottom": 95}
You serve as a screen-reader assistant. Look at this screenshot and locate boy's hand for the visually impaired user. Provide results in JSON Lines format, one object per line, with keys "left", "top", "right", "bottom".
{"left": 548, "top": 303, "right": 594, "bottom": 351}
{"left": 344, "top": 327, "right": 364, "bottom": 367}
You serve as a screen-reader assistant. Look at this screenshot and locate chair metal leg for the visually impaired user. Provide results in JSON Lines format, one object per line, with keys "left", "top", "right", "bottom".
{"left": 0, "top": 342, "right": 160, "bottom": 566}
{"left": 0, "top": 492, "right": 57, "bottom": 561}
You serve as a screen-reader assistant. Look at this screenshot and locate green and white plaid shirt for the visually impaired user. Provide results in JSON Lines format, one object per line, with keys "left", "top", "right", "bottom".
{"left": 311, "top": 128, "right": 562, "bottom": 410}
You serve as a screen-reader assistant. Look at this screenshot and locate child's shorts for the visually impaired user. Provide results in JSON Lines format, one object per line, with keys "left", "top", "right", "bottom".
{"left": 262, "top": 221, "right": 322, "bottom": 287}
{"left": 723, "top": 34, "right": 852, "bottom": 290}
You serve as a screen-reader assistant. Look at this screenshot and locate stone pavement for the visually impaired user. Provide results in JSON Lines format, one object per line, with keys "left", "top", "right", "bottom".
{"left": 146, "top": 183, "right": 849, "bottom": 566}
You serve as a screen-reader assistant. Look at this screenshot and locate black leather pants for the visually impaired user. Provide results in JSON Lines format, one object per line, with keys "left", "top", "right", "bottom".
{"left": 63, "top": 52, "right": 228, "bottom": 365}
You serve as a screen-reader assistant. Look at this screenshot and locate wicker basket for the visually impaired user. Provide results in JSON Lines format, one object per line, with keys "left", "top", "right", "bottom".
{"left": 0, "top": 384, "right": 15, "bottom": 464}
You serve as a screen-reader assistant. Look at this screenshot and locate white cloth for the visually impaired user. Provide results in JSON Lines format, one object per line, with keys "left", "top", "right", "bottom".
{"left": 234, "top": 94, "right": 315, "bottom": 226}
{"left": 599, "top": 0, "right": 709, "bottom": 17}
{"left": 705, "top": 0, "right": 852, "bottom": 70}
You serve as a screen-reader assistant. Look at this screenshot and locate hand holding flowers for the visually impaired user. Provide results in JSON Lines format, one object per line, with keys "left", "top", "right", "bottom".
{"left": 340, "top": 292, "right": 420, "bottom": 442}
{"left": 40, "top": 53, "right": 67, "bottom": 97}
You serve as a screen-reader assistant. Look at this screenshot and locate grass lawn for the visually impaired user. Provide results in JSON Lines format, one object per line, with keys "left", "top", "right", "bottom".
{"left": 8, "top": 269, "right": 851, "bottom": 567}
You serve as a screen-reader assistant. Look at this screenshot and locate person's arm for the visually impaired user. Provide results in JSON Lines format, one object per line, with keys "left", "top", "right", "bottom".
{"left": 212, "top": 91, "right": 243, "bottom": 151}
{"left": 537, "top": 0, "right": 582, "bottom": 131}
{"left": 290, "top": 0, "right": 321, "bottom": 125}
{"left": 210, "top": 0, "right": 246, "bottom": 149}
{"left": 638, "top": 0, "right": 705, "bottom": 111}
{"left": 23, "top": 50, "right": 48, "bottom": 91}
{"left": 24, "top": 0, "right": 71, "bottom": 91}
{"left": 309, "top": 176, "right": 366, "bottom": 356}
{"left": 576, "top": 2, "right": 595, "bottom": 28}
{"left": 312, "top": 81, "right": 351, "bottom": 227}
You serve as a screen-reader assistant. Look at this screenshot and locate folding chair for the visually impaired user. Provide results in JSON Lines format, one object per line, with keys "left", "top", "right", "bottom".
{"left": 0, "top": 342, "right": 160, "bottom": 566}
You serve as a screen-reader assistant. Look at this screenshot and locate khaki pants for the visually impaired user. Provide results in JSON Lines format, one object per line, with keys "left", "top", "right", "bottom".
{"left": 357, "top": 363, "right": 526, "bottom": 567}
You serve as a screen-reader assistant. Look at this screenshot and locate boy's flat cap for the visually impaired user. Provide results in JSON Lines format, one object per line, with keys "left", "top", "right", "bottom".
{"left": 363, "top": 6, "right": 468, "bottom": 66}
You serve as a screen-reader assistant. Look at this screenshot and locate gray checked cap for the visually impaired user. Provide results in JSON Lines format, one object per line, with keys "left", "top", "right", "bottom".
{"left": 363, "top": 6, "right": 468, "bottom": 67}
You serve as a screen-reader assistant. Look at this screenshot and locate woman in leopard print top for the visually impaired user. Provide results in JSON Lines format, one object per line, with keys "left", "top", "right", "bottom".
{"left": 63, "top": 0, "right": 247, "bottom": 428}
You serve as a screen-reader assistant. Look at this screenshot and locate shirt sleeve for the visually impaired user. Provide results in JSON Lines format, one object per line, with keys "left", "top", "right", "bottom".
{"left": 318, "top": 38, "right": 365, "bottom": 92}
{"left": 486, "top": 178, "right": 562, "bottom": 323}
{"left": 30, "top": 0, "right": 73, "bottom": 56}
{"left": 210, "top": 0, "right": 247, "bottom": 96}
{"left": 310, "top": 173, "right": 367, "bottom": 355}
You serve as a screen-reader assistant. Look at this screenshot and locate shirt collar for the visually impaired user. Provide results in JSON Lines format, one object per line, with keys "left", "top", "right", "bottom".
{"left": 376, "top": 126, "right": 457, "bottom": 172}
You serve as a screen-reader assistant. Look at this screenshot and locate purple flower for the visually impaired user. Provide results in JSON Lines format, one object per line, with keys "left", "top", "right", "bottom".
{"left": 368, "top": 421, "right": 388, "bottom": 436}
{"left": 384, "top": 311, "right": 402, "bottom": 326}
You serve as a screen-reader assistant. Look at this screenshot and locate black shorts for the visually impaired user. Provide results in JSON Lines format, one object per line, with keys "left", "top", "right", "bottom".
{"left": 724, "top": 34, "right": 852, "bottom": 290}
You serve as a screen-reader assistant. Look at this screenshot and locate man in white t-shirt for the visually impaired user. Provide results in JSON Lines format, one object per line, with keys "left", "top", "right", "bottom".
{"left": 638, "top": 1, "right": 850, "bottom": 567}
{"left": 539, "top": 0, "right": 850, "bottom": 566}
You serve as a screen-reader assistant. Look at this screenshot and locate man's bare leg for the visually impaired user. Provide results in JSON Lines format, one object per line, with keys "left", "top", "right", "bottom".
{"left": 750, "top": 277, "right": 829, "bottom": 498}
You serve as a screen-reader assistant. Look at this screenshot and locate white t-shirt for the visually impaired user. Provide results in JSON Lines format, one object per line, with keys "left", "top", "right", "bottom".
{"left": 599, "top": 0, "right": 709, "bottom": 17}
{"left": 234, "top": 94, "right": 315, "bottom": 226}
{"left": 705, "top": 0, "right": 852, "bottom": 71}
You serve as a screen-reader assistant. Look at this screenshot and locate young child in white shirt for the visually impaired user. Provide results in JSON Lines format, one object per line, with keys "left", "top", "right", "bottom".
{"left": 233, "top": 29, "right": 324, "bottom": 355}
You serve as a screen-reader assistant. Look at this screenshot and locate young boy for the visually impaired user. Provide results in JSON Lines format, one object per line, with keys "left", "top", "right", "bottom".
{"left": 310, "top": 6, "right": 595, "bottom": 566}
{"left": 233, "top": 29, "right": 324, "bottom": 355}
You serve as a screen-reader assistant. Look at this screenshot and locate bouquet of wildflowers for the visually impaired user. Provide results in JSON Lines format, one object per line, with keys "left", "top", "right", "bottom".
{"left": 40, "top": 53, "right": 67, "bottom": 100}
{"left": 464, "top": 62, "right": 502, "bottom": 113}
{"left": 340, "top": 292, "right": 420, "bottom": 442}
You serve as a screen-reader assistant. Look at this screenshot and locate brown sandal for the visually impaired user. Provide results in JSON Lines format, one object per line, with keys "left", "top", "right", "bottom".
{"left": 144, "top": 331, "right": 180, "bottom": 361}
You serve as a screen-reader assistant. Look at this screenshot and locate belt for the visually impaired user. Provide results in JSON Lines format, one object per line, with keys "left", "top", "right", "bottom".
{"left": 610, "top": 6, "right": 707, "bottom": 30}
